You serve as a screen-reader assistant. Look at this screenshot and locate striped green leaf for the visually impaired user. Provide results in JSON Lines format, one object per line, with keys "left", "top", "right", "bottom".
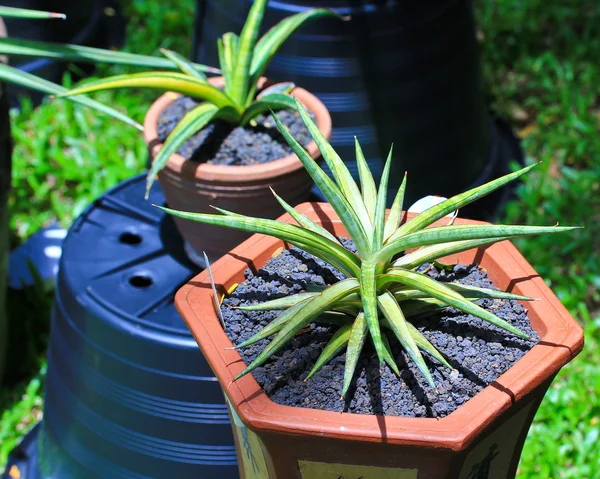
{"left": 270, "top": 189, "right": 341, "bottom": 244}
{"left": 237, "top": 292, "right": 316, "bottom": 311}
{"left": 306, "top": 323, "right": 352, "bottom": 381}
{"left": 240, "top": 93, "right": 296, "bottom": 125}
{"left": 378, "top": 291, "right": 436, "bottom": 388}
{"left": 159, "top": 206, "right": 361, "bottom": 277}
{"left": 222, "top": 32, "right": 239, "bottom": 91}
{"left": 388, "top": 164, "right": 538, "bottom": 242}
{"left": 272, "top": 108, "right": 372, "bottom": 258}
{"left": 146, "top": 104, "right": 239, "bottom": 197}
{"left": 0, "top": 38, "right": 218, "bottom": 72}
{"left": 377, "top": 224, "right": 579, "bottom": 264}
{"left": 0, "top": 64, "right": 142, "bottom": 130}
{"left": 373, "top": 146, "right": 393, "bottom": 250}
{"left": 392, "top": 238, "right": 507, "bottom": 269}
{"left": 160, "top": 48, "right": 207, "bottom": 80}
{"left": 377, "top": 269, "right": 529, "bottom": 339}
{"left": 257, "top": 82, "right": 295, "bottom": 98}
{"left": 235, "top": 279, "right": 360, "bottom": 379}
{"left": 295, "top": 99, "right": 374, "bottom": 245}
{"left": 342, "top": 312, "right": 368, "bottom": 397}
{"left": 381, "top": 333, "right": 400, "bottom": 376}
{"left": 384, "top": 172, "right": 407, "bottom": 241}
{"left": 405, "top": 322, "right": 452, "bottom": 370}
{"left": 57, "top": 72, "right": 234, "bottom": 109}
{"left": 360, "top": 260, "right": 386, "bottom": 363}
{"left": 355, "top": 137, "right": 377, "bottom": 223}
{"left": 237, "top": 300, "right": 309, "bottom": 348}
{"left": 392, "top": 282, "right": 533, "bottom": 302}
{"left": 0, "top": 6, "right": 65, "bottom": 19}
{"left": 229, "top": 0, "right": 267, "bottom": 105}
{"left": 247, "top": 8, "right": 342, "bottom": 101}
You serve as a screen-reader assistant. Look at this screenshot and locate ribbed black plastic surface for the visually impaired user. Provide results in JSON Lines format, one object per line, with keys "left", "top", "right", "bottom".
{"left": 38, "top": 175, "right": 238, "bottom": 479}
{"left": 193, "top": 0, "right": 495, "bottom": 206}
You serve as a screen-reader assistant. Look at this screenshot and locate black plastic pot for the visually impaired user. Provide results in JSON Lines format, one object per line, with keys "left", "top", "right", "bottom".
{"left": 192, "top": 0, "right": 522, "bottom": 219}
{"left": 16, "top": 175, "right": 238, "bottom": 479}
{"left": 2, "top": 0, "right": 126, "bottom": 106}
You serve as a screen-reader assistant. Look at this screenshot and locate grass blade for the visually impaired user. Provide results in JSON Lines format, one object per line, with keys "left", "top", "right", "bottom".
{"left": 388, "top": 164, "right": 538, "bottom": 242}
{"left": 378, "top": 291, "right": 436, "bottom": 389}
{"left": 355, "top": 137, "right": 377, "bottom": 222}
{"left": 384, "top": 172, "right": 407, "bottom": 241}
{"left": 272, "top": 109, "right": 372, "bottom": 257}
{"left": 203, "top": 253, "right": 225, "bottom": 327}
{"left": 306, "top": 323, "right": 352, "bottom": 381}
{"left": 360, "top": 261, "right": 386, "bottom": 363}
{"left": 373, "top": 145, "right": 393, "bottom": 249}
{"left": 342, "top": 312, "right": 368, "bottom": 397}
{"left": 235, "top": 279, "right": 360, "bottom": 379}
{"left": 270, "top": 188, "right": 341, "bottom": 244}
{"left": 377, "top": 224, "right": 580, "bottom": 264}
{"left": 0, "top": 38, "right": 218, "bottom": 72}
{"left": 0, "top": 64, "right": 142, "bottom": 130}
{"left": 160, "top": 48, "right": 207, "bottom": 80}
{"left": 159, "top": 206, "right": 361, "bottom": 277}
{"left": 57, "top": 72, "right": 234, "bottom": 108}
{"left": 377, "top": 269, "right": 529, "bottom": 339}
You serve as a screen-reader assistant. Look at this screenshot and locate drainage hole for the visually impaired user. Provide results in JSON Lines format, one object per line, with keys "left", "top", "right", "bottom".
{"left": 129, "top": 274, "right": 153, "bottom": 289}
{"left": 119, "top": 232, "right": 142, "bottom": 245}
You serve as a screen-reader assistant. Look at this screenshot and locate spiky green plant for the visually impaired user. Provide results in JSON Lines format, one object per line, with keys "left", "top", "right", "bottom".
{"left": 55, "top": 0, "right": 342, "bottom": 197}
{"left": 0, "top": 5, "right": 224, "bottom": 129}
{"left": 162, "top": 98, "right": 579, "bottom": 396}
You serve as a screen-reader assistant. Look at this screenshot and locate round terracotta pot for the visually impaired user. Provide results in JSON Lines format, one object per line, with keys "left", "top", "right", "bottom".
{"left": 143, "top": 78, "right": 331, "bottom": 266}
{"left": 175, "top": 204, "right": 584, "bottom": 479}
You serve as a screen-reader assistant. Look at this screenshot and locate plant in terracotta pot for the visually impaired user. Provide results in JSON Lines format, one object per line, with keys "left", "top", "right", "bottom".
{"left": 58, "top": 0, "right": 341, "bottom": 266}
{"left": 167, "top": 102, "right": 584, "bottom": 478}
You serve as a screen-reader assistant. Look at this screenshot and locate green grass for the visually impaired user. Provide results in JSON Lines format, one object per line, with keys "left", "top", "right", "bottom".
{"left": 1, "top": 0, "right": 599, "bottom": 476}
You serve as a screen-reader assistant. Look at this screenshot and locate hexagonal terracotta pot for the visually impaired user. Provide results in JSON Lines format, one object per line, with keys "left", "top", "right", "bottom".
{"left": 144, "top": 78, "right": 331, "bottom": 267}
{"left": 175, "top": 203, "right": 584, "bottom": 479}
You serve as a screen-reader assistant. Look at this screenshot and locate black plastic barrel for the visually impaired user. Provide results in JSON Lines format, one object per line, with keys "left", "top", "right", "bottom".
{"left": 2, "top": 0, "right": 125, "bottom": 106}
{"left": 193, "top": 0, "right": 521, "bottom": 217}
{"left": 36, "top": 175, "right": 238, "bottom": 478}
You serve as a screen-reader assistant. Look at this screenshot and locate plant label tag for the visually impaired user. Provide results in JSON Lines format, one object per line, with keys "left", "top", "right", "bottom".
{"left": 408, "top": 195, "right": 458, "bottom": 219}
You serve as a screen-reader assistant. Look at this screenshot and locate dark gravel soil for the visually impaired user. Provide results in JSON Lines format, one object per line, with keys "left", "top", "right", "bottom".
{"left": 221, "top": 241, "right": 539, "bottom": 418}
{"left": 157, "top": 96, "right": 313, "bottom": 165}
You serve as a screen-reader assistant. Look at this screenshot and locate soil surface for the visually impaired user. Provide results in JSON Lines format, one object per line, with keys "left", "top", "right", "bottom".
{"left": 157, "top": 96, "right": 314, "bottom": 165}
{"left": 221, "top": 241, "right": 539, "bottom": 418}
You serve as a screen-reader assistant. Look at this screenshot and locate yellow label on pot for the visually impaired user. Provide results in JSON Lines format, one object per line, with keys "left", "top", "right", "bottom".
{"left": 298, "top": 460, "right": 417, "bottom": 479}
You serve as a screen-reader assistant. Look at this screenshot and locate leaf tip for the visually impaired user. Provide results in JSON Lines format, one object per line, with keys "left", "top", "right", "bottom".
{"left": 51, "top": 12, "right": 66, "bottom": 19}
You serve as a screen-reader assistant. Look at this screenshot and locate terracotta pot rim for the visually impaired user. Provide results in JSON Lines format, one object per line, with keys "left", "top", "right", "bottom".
{"left": 143, "top": 77, "right": 331, "bottom": 183}
{"left": 175, "top": 203, "right": 584, "bottom": 452}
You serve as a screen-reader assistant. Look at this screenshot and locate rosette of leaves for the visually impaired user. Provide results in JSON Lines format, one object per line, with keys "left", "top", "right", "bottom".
{"left": 0, "top": 6, "right": 219, "bottom": 129}
{"left": 162, "top": 98, "right": 578, "bottom": 396}
{"left": 55, "top": 0, "right": 342, "bottom": 196}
